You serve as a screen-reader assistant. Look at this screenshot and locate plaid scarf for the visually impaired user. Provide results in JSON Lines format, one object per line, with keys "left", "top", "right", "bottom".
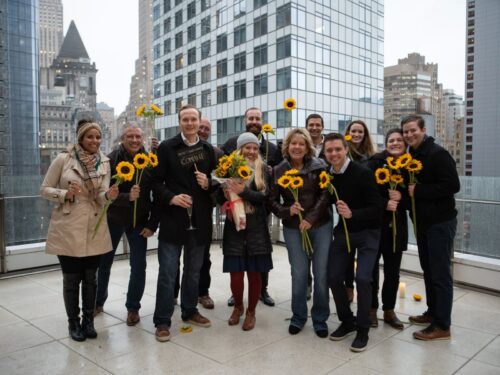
{"left": 74, "top": 144, "right": 101, "bottom": 195}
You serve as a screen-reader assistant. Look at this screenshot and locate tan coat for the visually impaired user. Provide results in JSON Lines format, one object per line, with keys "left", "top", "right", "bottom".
{"left": 40, "top": 147, "right": 112, "bottom": 257}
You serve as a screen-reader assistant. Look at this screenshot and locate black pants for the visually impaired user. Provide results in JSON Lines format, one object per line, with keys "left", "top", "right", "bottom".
{"left": 59, "top": 255, "right": 100, "bottom": 273}
{"left": 371, "top": 244, "right": 403, "bottom": 311}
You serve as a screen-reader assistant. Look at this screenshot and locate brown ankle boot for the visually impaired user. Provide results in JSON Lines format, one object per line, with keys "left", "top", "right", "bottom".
{"left": 228, "top": 306, "right": 244, "bottom": 326}
{"left": 242, "top": 309, "right": 256, "bottom": 331}
{"left": 384, "top": 309, "right": 404, "bottom": 330}
{"left": 369, "top": 308, "right": 378, "bottom": 328}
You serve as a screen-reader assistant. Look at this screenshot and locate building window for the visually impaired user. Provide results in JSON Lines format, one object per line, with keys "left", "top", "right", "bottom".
{"left": 187, "top": 1, "right": 196, "bottom": 19}
{"left": 187, "top": 24, "right": 196, "bottom": 42}
{"left": 234, "top": 52, "right": 246, "bottom": 73}
{"left": 254, "top": 73, "right": 268, "bottom": 95}
{"left": 201, "top": 40, "right": 210, "bottom": 59}
{"left": 276, "top": 3, "right": 291, "bottom": 28}
{"left": 175, "top": 10, "right": 183, "bottom": 27}
{"left": 234, "top": 79, "right": 246, "bottom": 100}
{"left": 154, "top": 44, "right": 161, "bottom": 59}
{"left": 216, "top": 7, "right": 228, "bottom": 27}
{"left": 234, "top": 24, "right": 246, "bottom": 46}
{"left": 153, "top": 24, "right": 161, "bottom": 40}
{"left": 175, "top": 32, "right": 183, "bottom": 49}
{"left": 154, "top": 83, "right": 161, "bottom": 98}
{"left": 188, "top": 47, "right": 196, "bottom": 65}
{"left": 175, "top": 75, "right": 183, "bottom": 92}
{"left": 188, "top": 70, "right": 196, "bottom": 88}
{"left": 217, "top": 85, "right": 228, "bottom": 103}
{"left": 254, "top": 44, "right": 267, "bottom": 66}
{"left": 164, "top": 17, "right": 171, "bottom": 33}
{"left": 163, "top": 39, "right": 171, "bottom": 54}
{"left": 201, "top": 89, "right": 211, "bottom": 107}
{"left": 153, "top": 4, "right": 161, "bottom": 20}
{"left": 254, "top": 0, "right": 267, "bottom": 9}
{"left": 154, "top": 64, "right": 161, "bottom": 79}
{"left": 175, "top": 97, "right": 183, "bottom": 113}
{"left": 254, "top": 14, "right": 268, "bottom": 38}
{"left": 175, "top": 0, "right": 182, "bottom": 5}
{"left": 217, "top": 33, "right": 228, "bottom": 52}
{"left": 217, "top": 59, "right": 228, "bottom": 78}
{"left": 164, "top": 59, "right": 171, "bottom": 74}
{"left": 201, "top": 0, "right": 210, "bottom": 12}
{"left": 277, "top": 67, "right": 291, "bottom": 90}
{"left": 201, "top": 16, "right": 211, "bottom": 35}
{"left": 234, "top": 0, "right": 246, "bottom": 18}
{"left": 201, "top": 65, "right": 211, "bottom": 83}
{"left": 164, "top": 0, "right": 171, "bottom": 12}
{"left": 276, "top": 35, "right": 291, "bottom": 60}
{"left": 175, "top": 53, "right": 183, "bottom": 69}
{"left": 164, "top": 80, "right": 172, "bottom": 95}
{"left": 188, "top": 93, "right": 196, "bottom": 106}
{"left": 277, "top": 109, "right": 292, "bottom": 128}
{"left": 164, "top": 100, "right": 172, "bottom": 115}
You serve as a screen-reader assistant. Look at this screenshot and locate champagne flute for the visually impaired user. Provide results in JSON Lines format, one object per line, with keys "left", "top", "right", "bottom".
{"left": 186, "top": 195, "right": 196, "bottom": 230}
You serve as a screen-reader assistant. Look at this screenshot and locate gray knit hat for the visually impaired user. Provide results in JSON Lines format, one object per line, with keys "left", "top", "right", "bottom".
{"left": 237, "top": 132, "right": 259, "bottom": 150}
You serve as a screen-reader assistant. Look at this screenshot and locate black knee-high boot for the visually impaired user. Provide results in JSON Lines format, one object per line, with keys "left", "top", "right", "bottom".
{"left": 81, "top": 268, "right": 98, "bottom": 338}
{"left": 63, "top": 273, "right": 86, "bottom": 342}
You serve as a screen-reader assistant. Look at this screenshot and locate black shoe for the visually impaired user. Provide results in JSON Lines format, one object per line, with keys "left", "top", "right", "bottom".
{"left": 68, "top": 319, "right": 86, "bottom": 342}
{"left": 81, "top": 317, "right": 97, "bottom": 339}
{"left": 260, "top": 290, "right": 275, "bottom": 307}
{"left": 227, "top": 295, "right": 235, "bottom": 307}
{"left": 350, "top": 328, "right": 369, "bottom": 352}
{"left": 329, "top": 321, "right": 357, "bottom": 341}
{"left": 288, "top": 325, "right": 301, "bottom": 335}
{"left": 315, "top": 329, "right": 328, "bottom": 338}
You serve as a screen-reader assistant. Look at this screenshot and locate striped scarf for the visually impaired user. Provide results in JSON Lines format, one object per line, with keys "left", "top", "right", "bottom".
{"left": 74, "top": 144, "right": 101, "bottom": 195}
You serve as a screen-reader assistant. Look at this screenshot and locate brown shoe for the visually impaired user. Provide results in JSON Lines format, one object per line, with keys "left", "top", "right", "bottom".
{"left": 228, "top": 306, "right": 244, "bottom": 326}
{"left": 93, "top": 306, "right": 104, "bottom": 317}
{"left": 126, "top": 310, "right": 140, "bottom": 326}
{"left": 413, "top": 325, "right": 450, "bottom": 341}
{"left": 198, "top": 295, "right": 215, "bottom": 309}
{"left": 409, "top": 312, "right": 433, "bottom": 325}
{"left": 369, "top": 308, "right": 378, "bottom": 328}
{"left": 346, "top": 287, "right": 354, "bottom": 303}
{"left": 187, "top": 312, "right": 211, "bottom": 328}
{"left": 242, "top": 309, "right": 256, "bottom": 331}
{"left": 155, "top": 325, "right": 171, "bottom": 342}
{"left": 384, "top": 310, "right": 404, "bottom": 330}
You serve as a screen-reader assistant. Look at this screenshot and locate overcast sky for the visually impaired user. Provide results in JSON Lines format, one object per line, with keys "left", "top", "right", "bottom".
{"left": 62, "top": 0, "right": 466, "bottom": 115}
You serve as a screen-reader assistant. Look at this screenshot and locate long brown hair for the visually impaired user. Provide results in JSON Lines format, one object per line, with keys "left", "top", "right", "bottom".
{"left": 345, "top": 120, "right": 375, "bottom": 160}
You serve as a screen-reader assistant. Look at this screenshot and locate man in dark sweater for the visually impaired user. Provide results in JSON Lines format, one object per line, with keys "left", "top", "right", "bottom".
{"left": 402, "top": 115, "right": 460, "bottom": 341}
{"left": 152, "top": 104, "right": 216, "bottom": 342}
{"left": 95, "top": 125, "right": 159, "bottom": 326}
{"left": 323, "top": 133, "right": 382, "bottom": 352}
{"left": 221, "top": 107, "right": 282, "bottom": 307}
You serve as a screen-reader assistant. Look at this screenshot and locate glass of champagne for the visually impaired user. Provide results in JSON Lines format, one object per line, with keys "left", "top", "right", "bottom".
{"left": 186, "top": 195, "right": 196, "bottom": 230}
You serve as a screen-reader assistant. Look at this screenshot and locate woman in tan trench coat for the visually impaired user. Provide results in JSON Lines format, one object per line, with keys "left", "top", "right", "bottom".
{"left": 41, "top": 121, "right": 118, "bottom": 342}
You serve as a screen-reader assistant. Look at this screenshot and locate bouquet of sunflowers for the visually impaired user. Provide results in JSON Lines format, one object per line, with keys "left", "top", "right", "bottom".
{"left": 213, "top": 151, "right": 252, "bottom": 231}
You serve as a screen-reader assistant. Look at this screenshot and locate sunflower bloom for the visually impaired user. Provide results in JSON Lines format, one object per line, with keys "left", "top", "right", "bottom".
{"left": 284, "top": 98, "right": 297, "bottom": 111}
{"left": 150, "top": 104, "right": 164, "bottom": 115}
{"left": 148, "top": 152, "right": 159, "bottom": 167}
{"left": 406, "top": 160, "right": 423, "bottom": 173}
{"left": 290, "top": 176, "right": 304, "bottom": 189}
{"left": 237, "top": 165, "right": 251, "bottom": 180}
{"left": 116, "top": 161, "right": 135, "bottom": 182}
{"left": 133, "top": 153, "right": 150, "bottom": 170}
{"left": 396, "top": 153, "right": 412, "bottom": 168}
{"left": 386, "top": 156, "right": 400, "bottom": 170}
{"left": 285, "top": 169, "right": 299, "bottom": 176}
{"left": 262, "top": 124, "right": 274, "bottom": 133}
{"left": 390, "top": 174, "right": 404, "bottom": 185}
{"left": 375, "top": 168, "right": 390, "bottom": 185}
{"left": 344, "top": 135, "right": 352, "bottom": 142}
{"left": 319, "top": 171, "right": 331, "bottom": 189}
{"left": 277, "top": 175, "right": 292, "bottom": 189}
{"left": 136, "top": 105, "right": 146, "bottom": 117}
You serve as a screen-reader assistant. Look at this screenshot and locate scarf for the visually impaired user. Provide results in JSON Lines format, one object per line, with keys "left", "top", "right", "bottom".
{"left": 74, "top": 143, "right": 101, "bottom": 194}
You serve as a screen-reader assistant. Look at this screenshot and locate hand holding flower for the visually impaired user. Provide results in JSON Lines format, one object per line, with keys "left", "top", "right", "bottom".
{"left": 106, "top": 184, "right": 119, "bottom": 201}
{"left": 387, "top": 200, "right": 399, "bottom": 212}
{"left": 408, "top": 183, "right": 416, "bottom": 198}
{"left": 299, "top": 219, "right": 312, "bottom": 232}
{"left": 290, "top": 201, "right": 304, "bottom": 216}
{"left": 129, "top": 185, "right": 140, "bottom": 201}
{"left": 336, "top": 200, "right": 352, "bottom": 219}
{"left": 226, "top": 178, "right": 245, "bottom": 194}
{"left": 388, "top": 189, "right": 401, "bottom": 201}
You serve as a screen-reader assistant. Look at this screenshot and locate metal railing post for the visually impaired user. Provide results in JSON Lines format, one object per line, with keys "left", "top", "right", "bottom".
{"left": 0, "top": 194, "right": 6, "bottom": 274}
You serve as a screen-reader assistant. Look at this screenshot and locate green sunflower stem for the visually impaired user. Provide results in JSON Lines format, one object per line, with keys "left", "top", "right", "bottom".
{"left": 265, "top": 133, "right": 269, "bottom": 163}
{"left": 93, "top": 181, "right": 121, "bottom": 239}
{"left": 331, "top": 184, "right": 351, "bottom": 253}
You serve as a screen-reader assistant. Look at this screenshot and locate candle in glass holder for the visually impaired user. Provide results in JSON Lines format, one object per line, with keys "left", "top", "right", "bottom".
{"left": 399, "top": 282, "right": 406, "bottom": 298}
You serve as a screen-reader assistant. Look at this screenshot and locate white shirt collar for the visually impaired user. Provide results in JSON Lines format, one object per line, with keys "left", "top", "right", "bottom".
{"left": 330, "top": 157, "right": 350, "bottom": 175}
{"left": 314, "top": 135, "right": 325, "bottom": 157}
{"left": 181, "top": 132, "right": 200, "bottom": 146}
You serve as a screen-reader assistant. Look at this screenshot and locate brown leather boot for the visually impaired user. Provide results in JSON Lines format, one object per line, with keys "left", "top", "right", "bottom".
{"left": 242, "top": 309, "right": 256, "bottom": 331}
{"left": 384, "top": 309, "right": 404, "bottom": 330}
{"left": 228, "top": 306, "right": 244, "bottom": 326}
{"left": 369, "top": 308, "right": 378, "bottom": 328}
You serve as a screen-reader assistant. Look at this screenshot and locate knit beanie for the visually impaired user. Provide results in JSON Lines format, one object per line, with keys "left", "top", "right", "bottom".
{"left": 77, "top": 122, "right": 102, "bottom": 143}
{"left": 237, "top": 132, "right": 259, "bottom": 150}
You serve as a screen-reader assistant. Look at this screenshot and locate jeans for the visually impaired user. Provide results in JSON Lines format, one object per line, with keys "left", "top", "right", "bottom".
{"left": 96, "top": 222, "right": 147, "bottom": 311}
{"left": 283, "top": 220, "right": 332, "bottom": 332}
{"left": 416, "top": 218, "right": 457, "bottom": 330}
{"left": 153, "top": 240, "right": 205, "bottom": 327}
{"left": 329, "top": 229, "right": 380, "bottom": 329}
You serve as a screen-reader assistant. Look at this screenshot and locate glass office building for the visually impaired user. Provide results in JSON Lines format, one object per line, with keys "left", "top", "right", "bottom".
{"left": 152, "top": 0, "right": 384, "bottom": 145}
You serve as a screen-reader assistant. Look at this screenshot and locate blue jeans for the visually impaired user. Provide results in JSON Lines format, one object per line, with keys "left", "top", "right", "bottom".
{"left": 96, "top": 222, "right": 147, "bottom": 311}
{"left": 153, "top": 240, "right": 205, "bottom": 327}
{"left": 283, "top": 220, "right": 332, "bottom": 331}
{"left": 416, "top": 218, "right": 457, "bottom": 330}
{"left": 329, "top": 229, "right": 380, "bottom": 329}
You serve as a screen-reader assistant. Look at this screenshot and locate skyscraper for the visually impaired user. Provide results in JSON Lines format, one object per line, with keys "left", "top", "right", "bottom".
{"left": 152, "top": 0, "right": 384, "bottom": 146}
{"left": 38, "top": 0, "right": 63, "bottom": 69}
{"left": 464, "top": 0, "right": 500, "bottom": 176}
{"left": 442, "top": 89, "right": 464, "bottom": 173}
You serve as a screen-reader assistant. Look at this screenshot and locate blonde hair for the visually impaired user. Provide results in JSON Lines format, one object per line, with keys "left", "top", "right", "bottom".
{"left": 282, "top": 128, "right": 315, "bottom": 159}
{"left": 239, "top": 150, "right": 266, "bottom": 193}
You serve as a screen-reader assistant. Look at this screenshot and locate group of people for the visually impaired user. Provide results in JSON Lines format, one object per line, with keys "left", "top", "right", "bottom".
{"left": 41, "top": 103, "right": 459, "bottom": 353}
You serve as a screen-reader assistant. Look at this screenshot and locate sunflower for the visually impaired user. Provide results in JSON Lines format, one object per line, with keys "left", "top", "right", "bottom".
{"left": 396, "top": 153, "right": 412, "bottom": 168}
{"left": 116, "top": 161, "right": 135, "bottom": 182}
{"left": 391, "top": 174, "right": 404, "bottom": 185}
{"left": 285, "top": 169, "right": 299, "bottom": 176}
{"left": 344, "top": 135, "right": 353, "bottom": 142}
{"left": 375, "top": 167, "right": 390, "bottom": 185}
{"left": 290, "top": 176, "right": 304, "bottom": 189}
{"left": 215, "top": 168, "right": 227, "bottom": 178}
{"left": 284, "top": 98, "right": 297, "bottom": 111}
{"left": 150, "top": 104, "right": 164, "bottom": 115}
{"left": 277, "top": 175, "right": 292, "bottom": 189}
{"left": 262, "top": 124, "right": 274, "bottom": 133}
{"left": 136, "top": 104, "right": 146, "bottom": 117}
{"left": 319, "top": 171, "right": 331, "bottom": 189}
{"left": 133, "top": 153, "right": 150, "bottom": 170}
{"left": 148, "top": 152, "right": 159, "bottom": 167}
{"left": 237, "top": 165, "right": 251, "bottom": 180}
{"left": 406, "top": 159, "right": 423, "bottom": 173}
{"left": 386, "top": 156, "right": 400, "bottom": 170}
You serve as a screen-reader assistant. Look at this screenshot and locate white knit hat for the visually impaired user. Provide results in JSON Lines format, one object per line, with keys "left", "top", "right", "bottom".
{"left": 237, "top": 132, "right": 259, "bottom": 150}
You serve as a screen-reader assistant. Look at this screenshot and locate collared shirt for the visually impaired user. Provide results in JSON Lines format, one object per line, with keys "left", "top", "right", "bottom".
{"left": 181, "top": 132, "right": 200, "bottom": 147}
{"left": 330, "top": 157, "right": 350, "bottom": 175}
{"left": 313, "top": 135, "right": 325, "bottom": 157}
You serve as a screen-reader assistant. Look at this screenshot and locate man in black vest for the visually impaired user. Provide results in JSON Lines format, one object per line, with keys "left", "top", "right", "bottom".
{"left": 402, "top": 115, "right": 460, "bottom": 341}
{"left": 221, "top": 107, "right": 282, "bottom": 307}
